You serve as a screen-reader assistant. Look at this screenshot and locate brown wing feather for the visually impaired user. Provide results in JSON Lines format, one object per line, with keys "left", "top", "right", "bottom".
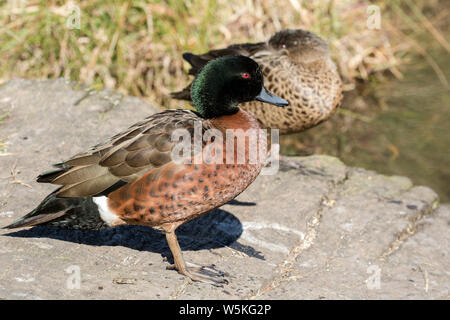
{"left": 184, "top": 42, "right": 267, "bottom": 75}
{"left": 39, "top": 110, "right": 213, "bottom": 198}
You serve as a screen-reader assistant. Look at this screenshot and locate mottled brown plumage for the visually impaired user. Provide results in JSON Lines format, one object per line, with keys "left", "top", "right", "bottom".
{"left": 172, "top": 29, "right": 343, "bottom": 134}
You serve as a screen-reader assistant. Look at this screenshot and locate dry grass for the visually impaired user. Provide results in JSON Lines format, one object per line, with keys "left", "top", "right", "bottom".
{"left": 1, "top": 0, "right": 448, "bottom": 110}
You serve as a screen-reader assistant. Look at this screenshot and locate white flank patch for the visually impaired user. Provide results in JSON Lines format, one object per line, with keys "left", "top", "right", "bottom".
{"left": 93, "top": 196, "right": 120, "bottom": 227}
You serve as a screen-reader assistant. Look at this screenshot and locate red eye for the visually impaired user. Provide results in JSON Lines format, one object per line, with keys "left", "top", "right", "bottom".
{"left": 242, "top": 72, "right": 250, "bottom": 79}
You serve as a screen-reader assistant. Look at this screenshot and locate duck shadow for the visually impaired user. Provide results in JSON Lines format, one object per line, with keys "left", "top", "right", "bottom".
{"left": 3, "top": 208, "right": 264, "bottom": 260}
{"left": 227, "top": 199, "right": 256, "bottom": 206}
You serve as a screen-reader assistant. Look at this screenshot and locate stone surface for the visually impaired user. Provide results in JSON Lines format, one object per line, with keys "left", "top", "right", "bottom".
{"left": 0, "top": 79, "right": 448, "bottom": 299}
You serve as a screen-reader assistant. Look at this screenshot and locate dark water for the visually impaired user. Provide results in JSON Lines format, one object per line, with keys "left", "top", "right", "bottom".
{"left": 281, "top": 51, "right": 450, "bottom": 201}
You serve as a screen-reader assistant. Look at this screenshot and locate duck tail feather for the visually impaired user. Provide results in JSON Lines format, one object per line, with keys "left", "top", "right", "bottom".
{"left": 3, "top": 188, "right": 81, "bottom": 229}
{"left": 182, "top": 52, "right": 209, "bottom": 75}
{"left": 36, "top": 164, "right": 71, "bottom": 183}
{"left": 170, "top": 83, "right": 193, "bottom": 101}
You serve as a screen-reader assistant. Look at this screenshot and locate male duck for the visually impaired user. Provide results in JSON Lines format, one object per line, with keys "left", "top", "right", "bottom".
{"left": 4, "top": 56, "right": 288, "bottom": 285}
{"left": 172, "top": 29, "right": 343, "bottom": 134}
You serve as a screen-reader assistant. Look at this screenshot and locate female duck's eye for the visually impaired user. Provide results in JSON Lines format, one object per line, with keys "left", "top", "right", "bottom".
{"left": 241, "top": 72, "right": 250, "bottom": 79}
{"left": 279, "top": 44, "right": 286, "bottom": 49}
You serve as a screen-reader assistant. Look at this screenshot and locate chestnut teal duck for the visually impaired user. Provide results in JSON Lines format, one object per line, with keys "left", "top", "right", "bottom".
{"left": 4, "top": 56, "right": 288, "bottom": 285}
{"left": 172, "top": 29, "right": 343, "bottom": 134}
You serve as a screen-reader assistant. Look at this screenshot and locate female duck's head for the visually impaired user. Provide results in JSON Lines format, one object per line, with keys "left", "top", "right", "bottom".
{"left": 269, "top": 29, "right": 329, "bottom": 63}
{"left": 191, "top": 55, "right": 288, "bottom": 119}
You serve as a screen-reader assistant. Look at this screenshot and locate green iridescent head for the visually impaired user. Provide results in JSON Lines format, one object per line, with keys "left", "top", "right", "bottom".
{"left": 190, "top": 55, "right": 288, "bottom": 119}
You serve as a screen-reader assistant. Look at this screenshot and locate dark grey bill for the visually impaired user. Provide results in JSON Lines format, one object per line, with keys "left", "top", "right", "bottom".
{"left": 255, "top": 87, "right": 289, "bottom": 107}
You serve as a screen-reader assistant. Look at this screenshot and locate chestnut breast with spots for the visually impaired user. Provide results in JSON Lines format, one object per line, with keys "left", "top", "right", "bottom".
{"left": 107, "top": 110, "right": 265, "bottom": 230}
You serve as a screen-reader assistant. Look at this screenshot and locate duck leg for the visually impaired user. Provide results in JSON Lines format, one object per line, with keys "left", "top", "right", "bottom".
{"left": 165, "top": 230, "right": 228, "bottom": 286}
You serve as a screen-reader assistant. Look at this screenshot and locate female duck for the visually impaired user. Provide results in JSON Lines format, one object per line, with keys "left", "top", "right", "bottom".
{"left": 4, "top": 56, "right": 288, "bottom": 285}
{"left": 173, "top": 29, "right": 342, "bottom": 134}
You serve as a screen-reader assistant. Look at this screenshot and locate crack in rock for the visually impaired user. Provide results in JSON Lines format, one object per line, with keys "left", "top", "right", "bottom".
{"left": 379, "top": 199, "right": 440, "bottom": 260}
{"left": 246, "top": 169, "right": 350, "bottom": 299}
